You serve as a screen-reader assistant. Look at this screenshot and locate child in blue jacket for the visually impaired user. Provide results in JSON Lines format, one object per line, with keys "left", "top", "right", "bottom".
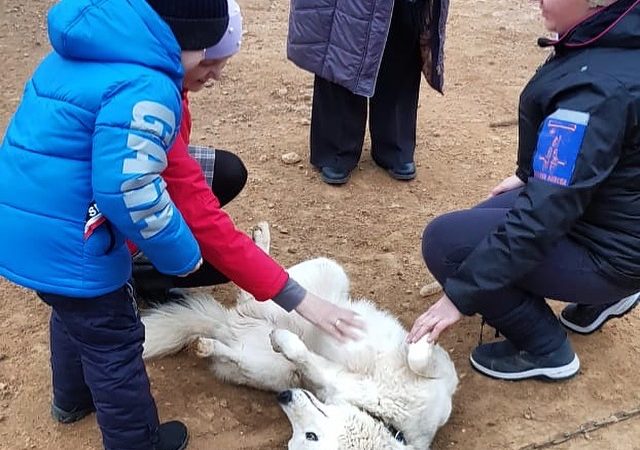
{"left": 0, "top": 0, "right": 231, "bottom": 448}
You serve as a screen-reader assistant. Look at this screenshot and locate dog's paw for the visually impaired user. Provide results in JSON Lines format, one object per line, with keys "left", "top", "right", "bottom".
{"left": 194, "top": 337, "right": 216, "bottom": 358}
{"left": 407, "top": 335, "right": 434, "bottom": 377}
{"left": 252, "top": 222, "right": 271, "bottom": 254}
{"left": 270, "top": 329, "right": 307, "bottom": 361}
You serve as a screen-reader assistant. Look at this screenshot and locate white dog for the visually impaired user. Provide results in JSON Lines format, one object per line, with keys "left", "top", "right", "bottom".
{"left": 142, "top": 223, "right": 457, "bottom": 450}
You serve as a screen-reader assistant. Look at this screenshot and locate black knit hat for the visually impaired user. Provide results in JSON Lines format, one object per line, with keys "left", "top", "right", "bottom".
{"left": 147, "top": 0, "right": 230, "bottom": 50}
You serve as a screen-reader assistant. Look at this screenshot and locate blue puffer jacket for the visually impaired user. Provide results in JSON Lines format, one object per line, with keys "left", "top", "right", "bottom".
{"left": 0, "top": 0, "right": 201, "bottom": 297}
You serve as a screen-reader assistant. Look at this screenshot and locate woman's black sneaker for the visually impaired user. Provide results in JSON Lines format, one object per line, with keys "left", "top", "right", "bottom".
{"left": 559, "top": 292, "right": 640, "bottom": 335}
{"left": 469, "top": 338, "right": 580, "bottom": 381}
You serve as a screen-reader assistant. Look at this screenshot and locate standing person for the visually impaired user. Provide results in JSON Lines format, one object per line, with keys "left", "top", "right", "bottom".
{"left": 287, "top": 0, "right": 450, "bottom": 184}
{"left": 132, "top": 0, "right": 365, "bottom": 343}
{"left": 0, "top": 0, "right": 234, "bottom": 448}
{"left": 407, "top": 0, "right": 640, "bottom": 381}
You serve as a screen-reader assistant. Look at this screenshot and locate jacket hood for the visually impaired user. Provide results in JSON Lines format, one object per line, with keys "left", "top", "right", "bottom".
{"left": 539, "top": 0, "right": 640, "bottom": 50}
{"left": 47, "top": 0, "right": 183, "bottom": 83}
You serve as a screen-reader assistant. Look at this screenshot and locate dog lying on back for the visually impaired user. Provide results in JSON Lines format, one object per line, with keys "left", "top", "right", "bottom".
{"left": 142, "top": 223, "right": 458, "bottom": 449}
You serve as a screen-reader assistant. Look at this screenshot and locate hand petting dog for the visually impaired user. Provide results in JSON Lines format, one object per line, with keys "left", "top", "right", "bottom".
{"left": 407, "top": 294, "right": 462, "bottom": 343}
{"left": 295, "top": 292, "right": 366, "bottom": 342}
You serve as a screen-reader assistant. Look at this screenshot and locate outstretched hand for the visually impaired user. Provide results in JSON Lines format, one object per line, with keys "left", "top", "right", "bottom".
{"left": 407, "top": 294, "right": 462, "bottom": 343}
{"left": 295, "top": 292, "right": 366, "bottom": 342}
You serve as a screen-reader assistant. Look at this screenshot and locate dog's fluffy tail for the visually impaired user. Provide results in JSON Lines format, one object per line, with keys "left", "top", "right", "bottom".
{"left": 142, "top": 292, "right": 229, "bottom": 360}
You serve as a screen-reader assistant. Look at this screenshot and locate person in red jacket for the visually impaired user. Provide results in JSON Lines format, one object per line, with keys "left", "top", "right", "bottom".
{"left": 133, "top": 0, "right": 362, "bottom": 341}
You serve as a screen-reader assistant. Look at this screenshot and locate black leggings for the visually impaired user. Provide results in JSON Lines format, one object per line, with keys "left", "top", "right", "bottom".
{"left": 210, "top": 149, "right": 248, "bottom": 207}
{"left": 133, "top": 149, "right": 247, "bottom": 295}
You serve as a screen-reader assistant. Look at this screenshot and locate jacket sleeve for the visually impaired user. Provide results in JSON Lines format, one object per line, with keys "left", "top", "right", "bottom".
{"left": 162, "top": 103, "right": 289, "bottom": 301}
{"left": 444, "top": 80, "right": 632, "bottom": 315}
{"left": 92, "top": 77, "right": 201, "bottom": 276}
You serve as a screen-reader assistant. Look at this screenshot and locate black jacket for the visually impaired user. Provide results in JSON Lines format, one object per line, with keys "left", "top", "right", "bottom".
{"left": 445, "top": 0, "right": 640, "bottom": 315}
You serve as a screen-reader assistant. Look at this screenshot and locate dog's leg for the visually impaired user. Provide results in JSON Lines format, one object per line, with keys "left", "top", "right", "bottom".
{"left": 252, "top": 221, "right": 271, "bottom": 254}
{"left": 195, "top": 337, "right": 299, "bottom": 392}
{"left": 270, "top": 330, "right": 416, "bottom": 423}
{"left": 193, "top": 336, "right": 218, "bottom": 359}
{"left": 234, "top": 222, "right": 272, "bottom": 306}
{"left": 269, "top": 329, "right": 380, "bottom": 405}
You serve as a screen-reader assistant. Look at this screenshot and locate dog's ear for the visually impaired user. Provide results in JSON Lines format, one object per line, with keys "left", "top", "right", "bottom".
{"left": 406, "top": 336, "right": 434, "bottom": 377}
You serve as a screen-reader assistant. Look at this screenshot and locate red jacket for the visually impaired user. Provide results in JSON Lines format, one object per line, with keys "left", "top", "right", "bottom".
{"left": 159, "top": 95, "right": 288, "bottom": 300}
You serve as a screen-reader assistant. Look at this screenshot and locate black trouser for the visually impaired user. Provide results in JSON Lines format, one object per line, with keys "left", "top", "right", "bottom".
{"left": 133, "top": 149, "right": 247, "bottom": 297}
{"left": 40, "top": 286, "right": 160, "bottom": 449}
{"left": 422, "top": 188, "right": 637, "bottom": 354}
{"left": 309, "top": 0, "right": 423, "bottom": 172}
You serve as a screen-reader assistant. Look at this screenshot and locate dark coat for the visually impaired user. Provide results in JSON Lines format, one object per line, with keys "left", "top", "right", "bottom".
{"left": 286, "top": 0, "right": 449, "bottom": 97}
{"left": 445, "top": 0, "right": 640, "bottom": 315}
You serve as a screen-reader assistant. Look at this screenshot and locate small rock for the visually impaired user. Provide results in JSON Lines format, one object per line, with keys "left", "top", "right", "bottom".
{"left": 281, "top": 152, "right": 302, "bottom": 165}
{"left": 267, "top": 203, "right": 275, "bottom": 209}
{"left": 523, "top": 407, "right": 535, "bottom": 420}
{"left": 258, "top": 154, "right": 268, "bottom": 162}
{"left": 277, "top": 87, "right": 288, "bottom": 96}
{"left": 287, "top": 247, "right": 298, "bottom": 254}
{"left": 420, "top": 281, "right": 442, "bottom": 297}
{"left": 278, "top": 227, "right": 289, "bottom": 235}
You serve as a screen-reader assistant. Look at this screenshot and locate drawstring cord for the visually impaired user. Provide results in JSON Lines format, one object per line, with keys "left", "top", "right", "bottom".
{"left": 478, "top": 317, "right": 500, "bottom": 346}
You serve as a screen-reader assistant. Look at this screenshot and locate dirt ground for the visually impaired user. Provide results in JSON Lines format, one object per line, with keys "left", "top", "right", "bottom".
{"left": 1, "top": 0, "right": 639, "bottom": 449}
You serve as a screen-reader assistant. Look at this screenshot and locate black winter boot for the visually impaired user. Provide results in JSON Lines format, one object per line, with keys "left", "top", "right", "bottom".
{"left": 153, "top": 421, "right": 189, "bottom": 450}
{"left": 470, "top": 297, "right": 579, "bottom": 381}
{"left": 559, "top": 292, "right": 640, "bottom": 334}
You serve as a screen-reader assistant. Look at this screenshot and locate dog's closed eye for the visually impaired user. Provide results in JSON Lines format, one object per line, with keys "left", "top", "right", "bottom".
{"left": 305, "top": 432, "right": 319, "bottom": 441}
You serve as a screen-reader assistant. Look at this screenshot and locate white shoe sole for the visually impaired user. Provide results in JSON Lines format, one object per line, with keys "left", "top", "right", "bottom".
{"left": 469, "top": 353, "right": 580, "bottom": 381}
{"left": 559, "top": 292, "right": 640, "bottom": 335}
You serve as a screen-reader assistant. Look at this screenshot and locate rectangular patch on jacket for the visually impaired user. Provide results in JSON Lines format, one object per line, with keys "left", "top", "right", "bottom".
{"left": 532, "top": 109, "right": 590, "bottom": 186}
{"left": 84, "top": 201, "right": 106, "bottom": 240}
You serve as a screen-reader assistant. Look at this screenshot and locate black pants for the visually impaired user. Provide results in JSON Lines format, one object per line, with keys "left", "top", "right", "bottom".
{"left": 422, "top": 188, "right": 637, "bottom": 354}
{"left": 40, "top": 286, "right": 160, "bottom": 449}
{"left": 309, "top": 0, "right": 423, "bottom": 172}
{"left": 133, "top": 149, "right": 247, "bottom": 297}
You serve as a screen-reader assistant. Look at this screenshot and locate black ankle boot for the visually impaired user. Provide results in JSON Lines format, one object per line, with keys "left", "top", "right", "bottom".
{"left": 153, "top": 421, "right": 189, "bottom": 450}
{"left": 320, "top": 166, "right": 351, "bottom": 185}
